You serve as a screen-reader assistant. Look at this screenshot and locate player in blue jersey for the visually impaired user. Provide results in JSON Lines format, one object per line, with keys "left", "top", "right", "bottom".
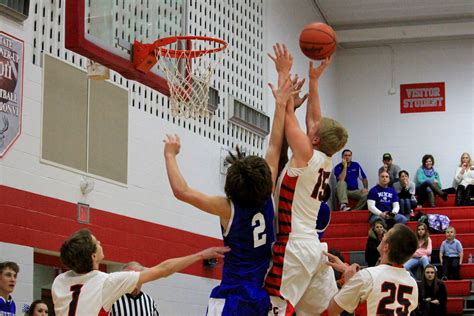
{"left": 163, "top": 65, "right": 299, "bottom": 315}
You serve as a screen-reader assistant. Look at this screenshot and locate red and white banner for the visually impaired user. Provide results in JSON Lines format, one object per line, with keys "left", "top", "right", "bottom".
{"left": 400, "top": 82, "right": 445, "bottom": 114}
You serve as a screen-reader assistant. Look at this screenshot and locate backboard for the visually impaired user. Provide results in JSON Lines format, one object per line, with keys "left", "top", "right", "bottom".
{"left": 65, "top": 0, "right": 186, "bottom": 95}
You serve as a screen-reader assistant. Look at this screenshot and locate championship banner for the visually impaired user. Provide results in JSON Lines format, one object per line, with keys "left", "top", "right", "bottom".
{"left": 0, "top": 31, "right": 23, "bottom": 158}
{"left": 400, "top": 82, "right": 445, "bottom": 114}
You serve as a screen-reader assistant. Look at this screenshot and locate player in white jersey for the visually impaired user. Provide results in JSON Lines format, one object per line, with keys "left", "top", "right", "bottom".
{"left": 52, "top": 229, "right": 229, "bottom": 316}
{"left": 264, "top": 44, "right": 348, "bottom": 315}
{"left": 326, "top": 224, "right": 419, "bottom": 316}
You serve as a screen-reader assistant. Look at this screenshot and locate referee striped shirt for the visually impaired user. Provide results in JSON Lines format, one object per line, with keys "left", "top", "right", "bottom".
{"left": 110, "top": 292, "right": 159, "bottom": 316}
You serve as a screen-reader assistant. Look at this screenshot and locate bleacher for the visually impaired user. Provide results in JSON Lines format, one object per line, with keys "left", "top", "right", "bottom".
{"left": 325, "top": 195, "right": 474, "bottom": 315}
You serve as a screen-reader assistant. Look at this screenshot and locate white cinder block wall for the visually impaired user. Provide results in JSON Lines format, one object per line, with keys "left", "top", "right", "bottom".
{"left": 334, "top": 40, "right": 474, "bottom": 187}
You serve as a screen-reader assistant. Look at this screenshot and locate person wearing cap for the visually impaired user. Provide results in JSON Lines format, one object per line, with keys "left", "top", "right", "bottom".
{"left": 378, "top": 153, "right": 401, "bottom": 187}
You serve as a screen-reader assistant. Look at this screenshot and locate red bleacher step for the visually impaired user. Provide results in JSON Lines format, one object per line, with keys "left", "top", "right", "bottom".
{"left": 407, "top": 218, "right": 474, "bottom": 234}
{"left": 445, "top": 279, "right": 471, "bottom": 296}
{"left": 447, "top": 297, "right": 464, "bottom": 315}
{"left": 461, "top": 263, "right": 474, "bottom": 279}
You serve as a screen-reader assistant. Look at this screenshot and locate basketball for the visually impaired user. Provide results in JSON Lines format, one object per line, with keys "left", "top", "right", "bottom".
{"left": 299, "top": 22, "right": 337, "bottom": 60}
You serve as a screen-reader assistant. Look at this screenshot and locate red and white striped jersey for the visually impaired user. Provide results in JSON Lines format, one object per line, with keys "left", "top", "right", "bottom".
{"left": 52, "top": 270, "right": 139, "bottom": 316}
{"left": 274, "top": 150, "right": 332, "bottom": 236}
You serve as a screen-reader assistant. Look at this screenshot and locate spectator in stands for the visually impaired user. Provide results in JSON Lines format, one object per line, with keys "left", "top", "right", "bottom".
{"left": 110, "top": 261, "right": 159, "bottom": 316}
{"left": 418, "top": 264, "right": 447, "bottom": 316}
{"left": 439, "top": 226, "right": 463, "bottom": 280}
{"left": 368, "top": 171, "right": 407, "bottom": 227}
{"left": 365, "top": 219, "right": 386, "bottom": 267}
{"left": 453, "top": 152, "right": 474, "bottom": 206}
{"left": 378, "top": 153, "right": 401, "bottom": 187}
{"left": 27, "top": 300, "right": 49, "bottom": 316}
{"left": 404, "top": 223, "right": 432, "bottom": 278}
{"left": 334, "top": 149, "right": 368, "bottom": 211}
{"left": 416, "top": 154, "right": 448, "bottom": 207}
{"left": 393, "top": 170, "right": 417, "bottom": 220}
{"left": 0, "top": 261, "right": 19, "bottom": 316}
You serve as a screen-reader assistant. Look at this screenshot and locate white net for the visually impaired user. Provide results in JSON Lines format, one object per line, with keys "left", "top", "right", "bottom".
{"left": 155, "top": 38, "right": 226, "bottom": 119}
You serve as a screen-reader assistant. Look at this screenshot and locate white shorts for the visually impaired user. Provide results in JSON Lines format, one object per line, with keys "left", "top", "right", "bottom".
{"left": 265, "top": 236, "right": 338, "bottom": 316}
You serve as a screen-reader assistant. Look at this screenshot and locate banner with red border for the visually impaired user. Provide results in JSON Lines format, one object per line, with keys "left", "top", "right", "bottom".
{"left": 0, "top": 31, "right": 23, "bottom": 157}
{"left": 400, "top": 82, "right": 445, "bottom": 114}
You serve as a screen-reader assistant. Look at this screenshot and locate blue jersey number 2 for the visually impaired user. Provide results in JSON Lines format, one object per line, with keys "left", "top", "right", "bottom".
{"left": 252, "top": 213, "right": 266, "bottom": 248}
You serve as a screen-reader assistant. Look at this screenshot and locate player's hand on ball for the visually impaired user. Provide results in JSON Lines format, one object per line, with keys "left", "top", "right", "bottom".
{"left": 163, "top": 134, "right": 181, "bottom": 157}
{"left": 309, "top": 55, "right": 332, "bottom": 81}
{"left": 199, "top": 246, "right": 231, "bottom": 260}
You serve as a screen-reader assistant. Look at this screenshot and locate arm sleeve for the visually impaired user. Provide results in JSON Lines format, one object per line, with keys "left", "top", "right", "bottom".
{"left": 457, "top": 240, "right": 464, "bottom": 253}
{"left": 439, "top": 241, "right": 445, "bottom": 255}
{"left": 426, "top": 238, "right": 432, "bottom": 256}
{"left": 102, "top": 271, "right": 140, "bottom": 311}
{"left": 438, "top": 282, "right": 448, "bottom": 309}
{"left": 367, "top": 190, "right": 382, "bottom": 216}
{"left": 391, "top": 201, "right": 400, "bottom": 214}
{"left": 333, "top": 269, "right": 373, "bottom": 313}
{"left": 416, "top": 168, "right": 425, "bottom": 185}
{"left": 409, "top": 182, "right": 416, "bottom": 195}
{"left": 454, "top": 167, "right": 463, "bottom": 184}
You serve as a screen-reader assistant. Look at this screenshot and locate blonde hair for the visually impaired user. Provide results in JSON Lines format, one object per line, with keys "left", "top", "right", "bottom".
{"left": 317, "top": 117, "right": 348, "bottom": 157}
{"left": 459, "top": 152, "right": 473, "bottom": 167}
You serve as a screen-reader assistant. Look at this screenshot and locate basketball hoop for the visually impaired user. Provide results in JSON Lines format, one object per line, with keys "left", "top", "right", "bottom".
{"left": 133, "top": 36, "right": 227, "bottom": 119}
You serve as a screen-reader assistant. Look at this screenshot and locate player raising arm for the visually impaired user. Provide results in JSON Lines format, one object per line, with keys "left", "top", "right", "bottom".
{"left": 163, "top": 74, "right": 298, "bottom": 315}
{"left": 52, "top": 229, "right": 228, "bottom": 316}
{"left": 264, "top": 44, "right": 348, "bottom": 315}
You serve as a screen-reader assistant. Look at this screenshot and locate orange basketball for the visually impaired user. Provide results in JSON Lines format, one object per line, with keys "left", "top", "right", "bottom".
{"left": 299, "top": 22, "right": 337, "bottom": 60}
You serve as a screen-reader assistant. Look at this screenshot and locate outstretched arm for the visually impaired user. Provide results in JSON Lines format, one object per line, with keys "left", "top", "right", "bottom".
{"left": 164, "top": 134, "right": 230, "bottom": 219}
{"left": 265, "top": 77, "right": 300, "bottom": 187}
{"left": 306, "top": 57, "right": 331, "bottom": 136}
{"left": 137, "top": 246, "right": 230, "bottom": 286}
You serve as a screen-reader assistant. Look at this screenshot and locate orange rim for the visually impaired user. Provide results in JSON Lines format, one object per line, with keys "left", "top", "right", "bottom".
{"left": 153, "top": 35, "right": 228, "bottom": 59}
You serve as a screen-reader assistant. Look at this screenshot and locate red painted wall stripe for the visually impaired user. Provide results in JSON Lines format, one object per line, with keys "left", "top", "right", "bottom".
{"left": 0, "top": 185, "right": 222, "bottom": 279}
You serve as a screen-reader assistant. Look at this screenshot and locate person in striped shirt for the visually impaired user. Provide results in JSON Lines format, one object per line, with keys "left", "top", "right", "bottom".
{"left": 110, "top": 262, "right": 159, "bottom": 316}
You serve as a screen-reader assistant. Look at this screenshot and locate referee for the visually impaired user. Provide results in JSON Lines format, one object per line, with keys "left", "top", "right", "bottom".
{"left": 110, "top": 262, "right": 159, "bottom": 316}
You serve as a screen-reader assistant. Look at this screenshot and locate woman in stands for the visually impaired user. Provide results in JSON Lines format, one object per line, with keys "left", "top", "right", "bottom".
{"left": 393, "top": 170, "right": 417, "bottom": 219}
{"left": 453, "top": 152, "right": 474, "bottom": 206}
{"left": 418, "top": 264, "right": 447, "bottom": 316}
{"left": 364, "top": 219, "right": 385, "bottom": 267}
{"left": 404, "top": 222, "right": 432, "bottom": 278}
{"left": 416, "top": 154, "right": 448, "bottom": 207}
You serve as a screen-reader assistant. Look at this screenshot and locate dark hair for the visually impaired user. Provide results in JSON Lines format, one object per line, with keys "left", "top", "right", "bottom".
{"left": 341, "top": 149, "right": 352, "bottom": 157}
{"left": 398, "top": 170, "right": 409, "bottom": 178}
{"left": 368, "top": 219, "right": 386, "bottom": 240}
{"left": 224, "top": 147, "right": 272, "bottom": 208}
{"left": 421, "top": 264, "right": 440, "bottom": 296}
{"left": 60, "top": 229, "right": 97, "bottom": 273}
{"left": 28, "top": 300, "right": 49, "bottom": 316}
{"left": 0, "top": 261, "right": 19, "bottom": 274}
{"left": 386, "top": 224, "right": 418, "bottom": 265}
{"left": 422, "top": 154, "right": 435, "bottom": 167}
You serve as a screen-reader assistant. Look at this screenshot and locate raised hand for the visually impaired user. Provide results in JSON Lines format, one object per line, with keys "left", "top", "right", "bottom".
{"left": 163, "top": 134, "right": 181, "bottom": 158}
{"left": 268, "top": 43, "right": 293, "bottom": 75}
{"left": 309, "top": 55, "right": 332, "bottom": 81}
{"left": 291, "top": 74, "right": 308, "bottom": 110}
{"left": 268, "top": 76, "right": 301, "bottom": 109}
{"left": 199, "top": 246, "right": 231, "bottom": 260}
